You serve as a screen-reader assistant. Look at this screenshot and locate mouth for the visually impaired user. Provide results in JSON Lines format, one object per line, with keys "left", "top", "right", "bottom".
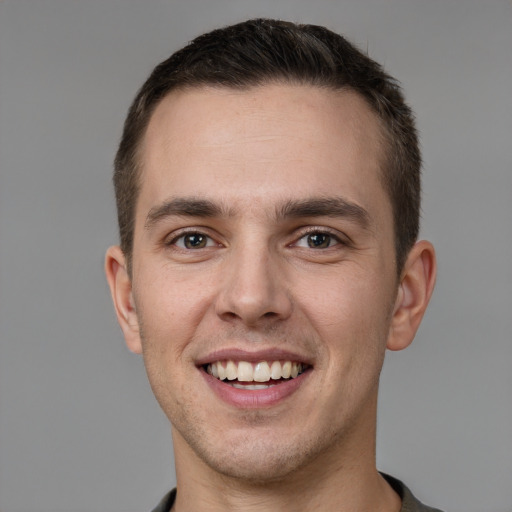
{"left": 203, "top": 360, "right": 309, "bottom": 390}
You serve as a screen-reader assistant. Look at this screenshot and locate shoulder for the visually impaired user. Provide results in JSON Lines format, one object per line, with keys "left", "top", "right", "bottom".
{"left": 382, "top": 473, "right": 445, "bottom": 512}
{"left": 150, "top": 488, "right": 176, "bottom": 512}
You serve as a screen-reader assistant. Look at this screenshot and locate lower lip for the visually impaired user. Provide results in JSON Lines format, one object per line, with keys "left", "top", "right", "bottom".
{"left": 200, "top": 369, "right": 310, "bottom": 408}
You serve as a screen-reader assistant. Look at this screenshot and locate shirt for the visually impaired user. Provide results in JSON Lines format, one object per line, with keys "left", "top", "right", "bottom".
{"left": 150, "top": 473, "right": 444, "bottom": 511}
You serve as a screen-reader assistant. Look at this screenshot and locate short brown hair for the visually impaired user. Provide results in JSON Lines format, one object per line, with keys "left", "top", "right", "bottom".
{"left": 114, "top": 18, "right": 421, "bottom": 274}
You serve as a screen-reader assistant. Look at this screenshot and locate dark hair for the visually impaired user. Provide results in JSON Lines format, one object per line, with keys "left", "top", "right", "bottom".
{"left": 114, "top": 18, "right": 421, "bottom": 274}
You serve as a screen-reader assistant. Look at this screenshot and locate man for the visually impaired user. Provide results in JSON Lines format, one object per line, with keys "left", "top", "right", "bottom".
{"left": 105, "top": 18, "right": 440, "bottom": 512}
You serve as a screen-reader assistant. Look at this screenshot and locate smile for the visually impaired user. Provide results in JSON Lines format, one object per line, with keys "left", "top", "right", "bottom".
{"left": 205, "top": 360, "right": 307, "bottom": 389}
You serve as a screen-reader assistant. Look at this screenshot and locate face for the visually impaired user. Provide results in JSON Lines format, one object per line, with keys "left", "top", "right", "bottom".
{"left": 112, "top": 84, "right": 405, "bottom": 481}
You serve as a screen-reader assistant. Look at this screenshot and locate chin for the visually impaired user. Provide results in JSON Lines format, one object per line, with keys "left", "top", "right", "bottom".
{"left": 202, "top": 446, "right": 313, "bottom": 484}
{"left": 178, "top": 420, "right": 338, "bottom": 485}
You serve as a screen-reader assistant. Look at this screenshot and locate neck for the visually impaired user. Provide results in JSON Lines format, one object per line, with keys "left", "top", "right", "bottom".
{"left": 170, "top": 398, "right": 400, "bottom": 512}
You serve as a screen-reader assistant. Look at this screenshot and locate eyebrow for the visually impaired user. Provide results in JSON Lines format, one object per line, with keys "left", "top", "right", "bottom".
{"left": 145, "top": 197, "right": 230, "bottom": 229}
{"left": 145, "top": 196, "right": 370, "bottom": 230}
{"left": 276, "top": 197, "right": 370, "bottom": 228}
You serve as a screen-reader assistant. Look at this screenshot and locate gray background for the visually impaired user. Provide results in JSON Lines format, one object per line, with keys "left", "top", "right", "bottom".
{"left": 0, "top": 1, "right": 511, "bottom": 511}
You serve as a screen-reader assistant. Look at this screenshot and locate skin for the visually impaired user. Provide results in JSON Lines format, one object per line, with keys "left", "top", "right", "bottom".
{"left": 106, "top": 84, "right": 436, "bottom": 511}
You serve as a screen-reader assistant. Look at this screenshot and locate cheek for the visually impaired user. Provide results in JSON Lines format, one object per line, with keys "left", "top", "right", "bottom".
{"left": 133, "top": 265, "right": 212, "bottom": 361}
{"left": 132, "top": 275, "right": 202, "bottom": 418}
{"left": 297, "top": 265, "right": 391, "bottom": 326}
{"left": 294, "top": 266, "right": 394, "bottom": 369}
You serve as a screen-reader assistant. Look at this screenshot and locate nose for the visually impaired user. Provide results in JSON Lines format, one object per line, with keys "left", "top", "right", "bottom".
{"left": 215, "top": 243, "right": 293, "bottom": 327}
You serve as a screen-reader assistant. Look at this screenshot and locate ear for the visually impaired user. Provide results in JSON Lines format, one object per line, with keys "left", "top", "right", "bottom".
{"left": 105, "top": 246, "right": 143, "bottom": 354}
{"left": 387, "top": 240, "right": 437, "bottom": 351}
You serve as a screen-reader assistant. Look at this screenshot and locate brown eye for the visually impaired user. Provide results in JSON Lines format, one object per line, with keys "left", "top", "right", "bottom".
{"left": 184, "top": 233, "right": 206, "bottom": 248}
{"left": 173, "top": 232, "right": 214, "bottom": 249}
{"left": 306, "top": 233, "right": 334, "bottom": 248}
{"left": 295, "top": 231, "right": 340, "bottom": 249}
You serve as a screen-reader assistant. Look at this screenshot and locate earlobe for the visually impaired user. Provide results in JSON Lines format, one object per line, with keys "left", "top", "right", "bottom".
{"left": 387, "top": 240, "right": 437, "bottom": 351}
{"left": 105, "top": 246, "right": 143, "bottom": 354}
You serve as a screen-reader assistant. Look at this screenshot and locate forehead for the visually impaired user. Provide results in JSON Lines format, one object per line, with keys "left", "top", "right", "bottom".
{"left": 138, "top": 84, "right": 390, "bottom": 222}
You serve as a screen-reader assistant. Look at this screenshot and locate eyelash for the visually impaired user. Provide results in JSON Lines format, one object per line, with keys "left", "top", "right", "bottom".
{"left": 292, "top": 227, "right": 348, "bottom": 249}
{"left": 165, "top": 227, "right": 348, "bottom": 252}
{"left": 165, "top": 229, "right": 219, "bottom": 250}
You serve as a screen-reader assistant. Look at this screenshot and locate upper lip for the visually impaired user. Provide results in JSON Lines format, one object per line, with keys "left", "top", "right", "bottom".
{"left": 195, "top": 348, "right": 314, "bottom": 367}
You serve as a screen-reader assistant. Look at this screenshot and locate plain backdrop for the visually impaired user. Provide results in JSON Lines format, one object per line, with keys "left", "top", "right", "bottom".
{"left": 0, "top": 1, "right": 511, "bottom": 511}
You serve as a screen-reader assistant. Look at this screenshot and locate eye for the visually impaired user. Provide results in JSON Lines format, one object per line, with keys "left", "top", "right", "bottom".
{"left": 295, "top": 232, "right": 340, "bottom": 249}
{"left": 172, "top": 232, "right": 216, "bottom": 249}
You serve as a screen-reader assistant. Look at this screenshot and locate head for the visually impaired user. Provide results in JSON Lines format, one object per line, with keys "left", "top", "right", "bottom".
{"left": 114, "top": 18, "right": 421, "bottom": 277}
{"left": 106, "top": 19, "right": 436, "bottom": 485}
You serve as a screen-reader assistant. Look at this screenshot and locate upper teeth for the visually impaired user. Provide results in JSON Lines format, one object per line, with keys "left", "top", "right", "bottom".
{"left": 206, "top": 360, "right": 305, "bottom": 382}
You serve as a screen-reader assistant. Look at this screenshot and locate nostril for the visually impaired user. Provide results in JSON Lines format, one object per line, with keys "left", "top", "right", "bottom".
{"left": 222, "top": 311, "right": 240, "bottom": 321}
